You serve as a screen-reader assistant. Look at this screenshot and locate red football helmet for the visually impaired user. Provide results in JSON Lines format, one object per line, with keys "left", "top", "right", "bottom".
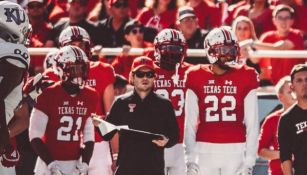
{"left": 59, "top": 26, "right": 91, "bottom": 58}
{"left": 204, "top": 26, "right": 240, "bottom": 66}
{"left": 53, "top": 45, "right": 89, "bottom": 89}
{"left": 154, "top": 29, "right": 187, "bottom": 70}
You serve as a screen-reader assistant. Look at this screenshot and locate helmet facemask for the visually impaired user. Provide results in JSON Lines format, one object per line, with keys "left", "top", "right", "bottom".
{"left": 61, "top": 61, "right": 89, "bottom": 89}
{"left": 157, "top": 43, "right": 186, "bottom": 70}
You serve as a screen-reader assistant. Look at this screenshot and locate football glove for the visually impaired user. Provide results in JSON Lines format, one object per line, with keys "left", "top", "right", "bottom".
{"left": 48, "top": 161, "right": 65, "bottom": 175}
{"left": 240, "top": 166, "right": 253, "bottom": 175}
{"left": 186, "top": 162, "right": 199, "bottom": 175}
{"left": 72, "top": 162, "right": 89, "bottom": 175}
{"left": 0, "top": 138, "right": 20, "bottom": 167}
{"left": 23, "top": 73, "right": 54, "bottom": 100}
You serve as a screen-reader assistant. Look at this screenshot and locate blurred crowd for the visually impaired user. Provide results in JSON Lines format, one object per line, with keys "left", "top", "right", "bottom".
{"left": 15, "top": 0, "right": 307, "bottom": 86}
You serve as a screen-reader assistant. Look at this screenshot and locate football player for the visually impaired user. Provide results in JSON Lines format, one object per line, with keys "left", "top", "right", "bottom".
{"left": 58, "top": 26, "right": 115, "bottom": 175}
{"left": 184, "top": 26, "right": 259, "bottom": 175}
{"left": 0, "top": 1, "right": 31, "bottom": 174}
{"left": 29, "top": 46, "right": 98, "bottom": 175}
{"left": 153, "top": 29, "right": 190, "bottom": 175}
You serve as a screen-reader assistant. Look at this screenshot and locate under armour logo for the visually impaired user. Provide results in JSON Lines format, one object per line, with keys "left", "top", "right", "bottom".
{"left": 225, "top": 80, "right": 232, "bottom": 85}
{"left": 4, "top": 8, "right": 26, "bottom": 25}
{"left": 128, "top": 103, "right": 136, "bottom": 112}
{"left": 63, "top": 101, "right": 69, "bottom": 106}
{"left": 158, "top": 75, "right": 165, "bottom": 79}
{"left": 77, "top": 101, "right": 84, "bottom": 106}
{"left": 208, "top": 80, "right": 215, "bottom": 84}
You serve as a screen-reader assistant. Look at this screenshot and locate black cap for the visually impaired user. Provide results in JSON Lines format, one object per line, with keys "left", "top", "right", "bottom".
{"left": 124, "top": 20, "right": 144, "bottom": 34}
{"left": 68, "top": 0, "right": 88, "bottom": 6}
{"left": 290, "top": 64, "right": 307, "bottom": 82}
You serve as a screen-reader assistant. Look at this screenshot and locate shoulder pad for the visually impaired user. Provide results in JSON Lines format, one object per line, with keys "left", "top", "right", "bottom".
{"left": 0, "top": 42, "right": 30, "bottom": 69}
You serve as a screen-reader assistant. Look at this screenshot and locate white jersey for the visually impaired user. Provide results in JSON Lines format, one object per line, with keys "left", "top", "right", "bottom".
{"left": 0, "top": 41, "right": 30, "bottom": 123}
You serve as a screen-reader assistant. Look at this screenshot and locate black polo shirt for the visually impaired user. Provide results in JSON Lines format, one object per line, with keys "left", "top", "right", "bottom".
{"left": 107, "top": 90, "right": 179, "bottom": 175}
{"left": 278, "top": 105, "right": 307, "bottom": 175}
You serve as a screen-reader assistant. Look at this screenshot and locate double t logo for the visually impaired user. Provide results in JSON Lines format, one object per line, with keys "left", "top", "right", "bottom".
{"left": 4, "top": 8, "right": 26, "bottom": 25}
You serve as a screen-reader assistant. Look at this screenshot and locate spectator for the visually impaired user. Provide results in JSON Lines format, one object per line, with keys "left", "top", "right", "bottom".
{"left": 95, "top": 0, "right": 131, "bottom": 48}
{"left": 278, "top": 64, "right": 307, "bottom": 175}
{"left": 176, "top": 6, "right": 209, "bottom": 64}
{"left": 111, "top": 20, "right": 153, "bottom": 79}
{"left": 106, "top": 56, "right": 179, "bottom": 175}
{"left": 27, "top": 0, "right": 53, "bottom": 75}
{"left": 48, "top": 0, "right": 69, "bottom": 24}
{"left": 185, "top": 0, "right": 222, "bottom": 31}
{"left": 45, "top": 0, "right": 97, "bottom": 47}
{"left": 258, "top": 4, "right": 305, "bottom": 85}
{"left": 232, "top": 0, "right": 275, "bottom": 37}
{"left": 114, "top": 74, "right": 129, "bottom": 96}
{"left": 136, "top": 0, "right": 178, "bottom": 32}
{"left": 224, "top": 0, "right": 248, "bottom": 25}
{"left": 258, "top": 76, "right": 296, "bottom": 175}
{"left": 232, "top": 16, "right": 261, "bottom": 73}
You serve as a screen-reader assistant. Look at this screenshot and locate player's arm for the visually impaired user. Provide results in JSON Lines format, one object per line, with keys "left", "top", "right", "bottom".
{"left": 243, "top": 88, "right": 259, "bottom": 167}
{"left": 0, "top": 60, "right": 26, "bottom": 150}
{"left": 258, "top": 117, "right": 280, "bottom": 160}
{"left": 278, "top": 117, "right": 294, "bottom": 175}
{"left": 29, "top": 108, "right": 53, "bottom": 165}
{"left": 103, "top": 84, "right": 115, "bottom": 113}
{"left": 184, "top": 89, "right": 199, "bottom": 164}
{"left": 81, "top": 117, "right": 95, "bottom": 165}
{"left": 7, "top": 101, "right": 30, "bottom": 138}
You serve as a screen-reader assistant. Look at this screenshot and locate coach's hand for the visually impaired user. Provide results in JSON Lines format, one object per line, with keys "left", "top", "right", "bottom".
{"left": 152, "top": 135, "right": 169, "bottom": 147}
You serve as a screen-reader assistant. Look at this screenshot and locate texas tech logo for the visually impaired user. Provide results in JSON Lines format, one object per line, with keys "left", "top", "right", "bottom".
{"left": 4, "top": 8, "right": 26, "bottom": 25}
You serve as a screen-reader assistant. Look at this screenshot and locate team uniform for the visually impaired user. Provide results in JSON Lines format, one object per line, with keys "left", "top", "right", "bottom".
{"left": 184, "top": 64, "right": 259, "bottom": 175}
{"left": 0, "top": 40, "right": 30, "bottom": 175}
{"left": 258, "top": 109, "right": 284, "bottom": 175}
{"left": 154, "top": 64, "right": 189, "bottom": 175}
{"left": 29, "top": 82, "right": 98, "bottom": 174}
{"left": 87, "top": 61, "right": 115, "bottom": 175}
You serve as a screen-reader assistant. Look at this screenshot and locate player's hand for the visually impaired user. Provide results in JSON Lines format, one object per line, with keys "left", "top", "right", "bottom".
{"left": 23, "top": 73, "right": 54, "bottom": 100}
{"left": 186, "top": 162, "right": 199, "bottom": 175}
{"left": 240, "top": 166, "right": 253, "bottom": 175}
{"left": 152, "top": 135, "right": 169, "bottom": 147}
{"left": 76, "top": 162, "right": 89, "bottom": 175}
{"left": 0, "top": 142, "right": 20, "bottom": 167}
{"left": 48, "top": 161, "right": 65, "bottom": 175}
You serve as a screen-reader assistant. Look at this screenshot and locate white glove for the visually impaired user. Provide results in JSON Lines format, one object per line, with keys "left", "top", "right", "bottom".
{"left": 186, "top": 162, "right": 199, "bottom": 175}
{"left": 72, "top": 162, "right": 89, "bottom": 175}
{"left": 48, "top": 161, "right": 65, "bottom": 175}
{"left": 240, "top": 166, "right": 253, "bottom": 175}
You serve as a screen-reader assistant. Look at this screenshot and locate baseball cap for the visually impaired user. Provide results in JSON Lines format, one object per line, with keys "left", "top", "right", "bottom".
{"left": 68, "top": 0, "right": 88, "bottom": 6}
{"left": 131, "top": 56, "right": 155, "bottom": 72}
{"left": 124, "top": 20, "right": 144, "bottom": 34}
{"left": 28, "top": 0, "right": 44, "bottom": 4}
{"left": 177, "top": 6, "right": 196, "bottom": 21}
{"left": 290, "top": 64, "right": 307, "bottom": 82}
{"left": 108, "top": 0, "right": 128, "bottom": 6}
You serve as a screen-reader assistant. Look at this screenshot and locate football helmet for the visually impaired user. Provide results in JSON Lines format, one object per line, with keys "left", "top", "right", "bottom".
{"left": 0, "top": 1, "right": 31, "bottom": 45}
{"left": 43, "top": 50, "right": 58, "bottom": 70}
{"left": 53, "top": 45, "right": 89, "bottom": 89}
{"left": 154, "top": 29, "right": 187, "bottom": 70}
{"left": 204, "top": 26, "right": 240, "bottom": 65}
{"left": 59, "top": 26, "right": 91, "bottom": 57}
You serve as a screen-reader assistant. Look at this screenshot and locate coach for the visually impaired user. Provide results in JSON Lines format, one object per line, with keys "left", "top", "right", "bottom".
{"left": 106, "top": 56, "right": 179, "bottom": 175}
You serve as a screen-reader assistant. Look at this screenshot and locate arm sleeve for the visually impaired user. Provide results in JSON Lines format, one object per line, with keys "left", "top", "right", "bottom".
{"left": 164, "top": 100, "right": 179, "bottom": 148}
{"left": 278, "top": 117, "right": 293, "bottom": 162}
{"left": 258, "top": 116, "right": 274, "bottom": 154}
{"left": 83, "top": 117, "right": 95, "bottom": 143}
{"left": 183, "top": 89, "right": 199, "bottom": 164}
{"left": 244, "top": 88, "right": 259, "bottom": 167}
{"left": 29, "top": 108, "right": 48, "bottom": 141}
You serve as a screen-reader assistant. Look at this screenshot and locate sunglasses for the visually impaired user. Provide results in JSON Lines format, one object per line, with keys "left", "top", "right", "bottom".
{"left": 131, "top": 27, "right": 144, "bottom": 35}
{"left": 276, "top": 16, "right": 292, "bottom": 21}
{"left": 134, "top": 71, "right": 155, "bottom": 78}
{"left": 28, "top": 3, "right": 44, "bottom": 9}
{"left": 112, "top": 2, "right": 128, "bottom": 8}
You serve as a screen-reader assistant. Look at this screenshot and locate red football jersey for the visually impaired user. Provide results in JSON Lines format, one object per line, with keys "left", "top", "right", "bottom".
{"left": 258, "top": 109, "right": 283, "bottom": 175}
{"left": 185, "top": 65, "right": 259, "bottom": 143}
{"left": 87, "top": 61, "right": 115, "bottom": 142}
{"left": 35, "top": 82, "right": 99, "bottom": 160}
{"left": 154, "top": 63, "right": 190, "bottom": 143}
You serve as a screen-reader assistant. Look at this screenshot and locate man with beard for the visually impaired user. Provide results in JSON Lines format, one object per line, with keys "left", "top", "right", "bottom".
{"left": 184, "top": 26, "right": 259, "bottom": 175}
